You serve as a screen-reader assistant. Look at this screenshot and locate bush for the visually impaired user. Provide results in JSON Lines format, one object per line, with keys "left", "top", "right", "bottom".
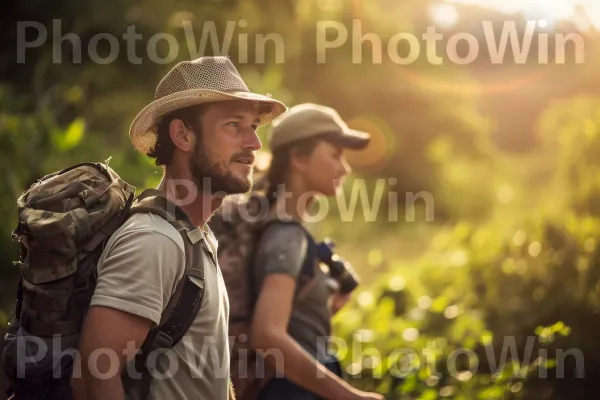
{"left": 329, "top": 95, "right": 600, "bottom": 399}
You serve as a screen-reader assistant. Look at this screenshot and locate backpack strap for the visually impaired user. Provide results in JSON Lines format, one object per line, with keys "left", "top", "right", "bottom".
{"left": 254, "top": 219, "right": 318, "bottom": 301}
{"left": 295, "top": 224, "right": 318, "bottom": 300}
{"left": 284, "top": 221, "right": 318, "bottom": 301}
{"left": 121, "top": 189, "right": 208, "bottom": 399}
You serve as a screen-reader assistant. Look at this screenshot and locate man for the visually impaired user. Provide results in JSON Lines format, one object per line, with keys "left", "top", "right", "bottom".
{"left": 72, "top": 56, "right": 287, "bottom": 400}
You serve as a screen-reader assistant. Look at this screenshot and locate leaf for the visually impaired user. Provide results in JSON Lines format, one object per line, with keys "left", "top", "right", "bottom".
{"left": 559, "top": 326, "right": 572, "bottom": 337}
{"left": 400, "top": 374, "right": 417, "bottom": 393}
{"left": 431, "top": 296, "right": 450, "bottom": 313}
{"left": 420, "top": 389, "right": 438, "bottom": 400}
{"left": 477, "top": 385, "right": 505, "bottom": 399}
{"left": 57, "top": 118, "right": 85, "bottom": 151}
{"left": 550, "top": 321, "right": 565, "bottom": 333}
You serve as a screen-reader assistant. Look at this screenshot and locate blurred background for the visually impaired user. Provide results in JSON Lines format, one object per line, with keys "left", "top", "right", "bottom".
{"left": 2, "top": 0, "right": 600, "bottom": 398}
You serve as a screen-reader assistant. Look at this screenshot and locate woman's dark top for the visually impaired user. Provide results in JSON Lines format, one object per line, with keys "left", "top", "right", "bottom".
{"left": 252, "top": 222, "right": 335, "bottom": 359}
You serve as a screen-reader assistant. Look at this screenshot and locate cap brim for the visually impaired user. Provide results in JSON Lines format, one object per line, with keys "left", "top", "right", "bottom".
{"left": 328, "top": 129, "right": 371, "bottom": 150}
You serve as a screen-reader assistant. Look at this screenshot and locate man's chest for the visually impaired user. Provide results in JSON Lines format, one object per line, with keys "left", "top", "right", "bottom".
{"left": 165, "top": 256, "right": 230, "bottom": 384}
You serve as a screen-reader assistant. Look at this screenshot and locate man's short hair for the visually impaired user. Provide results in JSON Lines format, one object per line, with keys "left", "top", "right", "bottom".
{"left": 148, "top": 104, "right": 208, "bottom": 167}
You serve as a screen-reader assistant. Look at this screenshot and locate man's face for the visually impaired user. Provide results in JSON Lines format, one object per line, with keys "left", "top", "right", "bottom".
{"left": 189, "top": 100, "right": 262, "bottom": 195}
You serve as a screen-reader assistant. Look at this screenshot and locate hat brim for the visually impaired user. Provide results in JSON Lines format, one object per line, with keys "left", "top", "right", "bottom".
{"left": 326, "top": 129, "right": 371, "bottom": 150}
{"left": 129, "top": 89, "right": 287, "bottom": 155}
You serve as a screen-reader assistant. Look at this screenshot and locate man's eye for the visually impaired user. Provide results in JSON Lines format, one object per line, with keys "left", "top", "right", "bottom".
{"left": 227, "top": 121, "right": 238, "bottom": 127}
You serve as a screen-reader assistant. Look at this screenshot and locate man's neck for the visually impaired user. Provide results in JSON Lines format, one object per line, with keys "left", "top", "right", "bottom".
{"left": 156, "top": 169, "right": 222, "bottom": 227}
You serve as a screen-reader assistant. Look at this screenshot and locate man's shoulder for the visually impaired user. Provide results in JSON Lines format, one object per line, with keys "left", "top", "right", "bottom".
{"left": 91, "top": 212, "right": 189, "bottom": 327}
{"left": 104, "top": 211, "right": 185, "bottom": 256}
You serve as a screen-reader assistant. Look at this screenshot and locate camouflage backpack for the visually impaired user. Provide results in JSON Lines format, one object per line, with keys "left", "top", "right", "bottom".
{"left": 209, "top": 190, "right": 317, "bottom": 400}
{"left": 1, "top": 162, "right": 207, "bottom": 400}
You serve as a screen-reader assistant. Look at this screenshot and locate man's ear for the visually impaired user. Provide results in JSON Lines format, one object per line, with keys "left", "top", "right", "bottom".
{"left": 169, "top": 119, "right": 195, "bottom": 152}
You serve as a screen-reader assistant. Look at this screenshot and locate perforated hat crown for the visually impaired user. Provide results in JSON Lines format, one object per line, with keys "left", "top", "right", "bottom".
{"left": 129, "top": 56, "right": 287, "bottom": 155}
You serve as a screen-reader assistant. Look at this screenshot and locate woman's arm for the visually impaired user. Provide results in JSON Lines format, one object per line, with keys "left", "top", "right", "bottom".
{"left": 250, "top": 224, "right": 376, "bottom": 400}
{"left": 251, "top": 274, "right": 361, "bottom": 400}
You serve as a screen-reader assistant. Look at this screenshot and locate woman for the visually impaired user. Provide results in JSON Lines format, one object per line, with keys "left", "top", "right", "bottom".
{"left": 250, "top": 103, "right": 383, "bottom": 400}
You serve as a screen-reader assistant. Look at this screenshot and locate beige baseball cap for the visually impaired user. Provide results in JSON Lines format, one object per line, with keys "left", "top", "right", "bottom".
{"left": 268, "top": 103, "right": 371, "bottom": 151}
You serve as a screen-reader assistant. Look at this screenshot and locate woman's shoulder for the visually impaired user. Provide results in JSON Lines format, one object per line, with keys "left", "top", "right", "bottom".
{"left": 259, "top": 220, "right": 309, "bottom": 249}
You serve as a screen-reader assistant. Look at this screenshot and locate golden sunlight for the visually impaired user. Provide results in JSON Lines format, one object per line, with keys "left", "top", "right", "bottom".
{"left": 444, "top": 0, "right": 600, "bottom": 29}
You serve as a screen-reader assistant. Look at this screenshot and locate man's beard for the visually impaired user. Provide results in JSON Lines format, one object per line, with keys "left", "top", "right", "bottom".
{"left": 189, "top": 139, "right": 253, "bottom": 196}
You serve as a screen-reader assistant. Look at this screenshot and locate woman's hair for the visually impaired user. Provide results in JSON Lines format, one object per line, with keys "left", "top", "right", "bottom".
{"left": 261, "top": 135, "right": 325, "bottom": 208}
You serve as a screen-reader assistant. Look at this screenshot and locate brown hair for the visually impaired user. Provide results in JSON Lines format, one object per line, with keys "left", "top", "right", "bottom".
{"left": 147, "top": 104, "right": 208, "bottom": 167}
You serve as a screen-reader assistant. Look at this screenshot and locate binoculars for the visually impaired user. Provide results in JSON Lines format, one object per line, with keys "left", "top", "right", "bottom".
{"left": 316, "top": 239, "right": 360, "bottom": 294}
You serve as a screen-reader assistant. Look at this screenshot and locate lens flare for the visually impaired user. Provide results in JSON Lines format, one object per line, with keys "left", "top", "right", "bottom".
{"left": 344, "top": 114, "right": 396, "bottom": 172}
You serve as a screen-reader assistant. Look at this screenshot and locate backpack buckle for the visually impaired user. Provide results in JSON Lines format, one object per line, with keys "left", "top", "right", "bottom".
{"left": 152, "top": 331, "right": 174, "bottom": 349}
{"left": 186, "top": 228, "right": 203, "bottom": 245}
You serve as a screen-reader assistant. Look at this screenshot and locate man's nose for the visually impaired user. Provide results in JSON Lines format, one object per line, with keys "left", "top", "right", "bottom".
{"left": 244, "top": 128, "right": 262, "bottom": 151}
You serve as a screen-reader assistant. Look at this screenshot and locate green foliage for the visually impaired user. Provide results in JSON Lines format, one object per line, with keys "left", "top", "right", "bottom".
{"left": 53, "top": 118, "right": 85, "bottom": 151}
{"left": 329, "top": 211, "right": 587, "bottom": 399}
{"left": 324, "top": 94, "right": 600, "bottom": 399}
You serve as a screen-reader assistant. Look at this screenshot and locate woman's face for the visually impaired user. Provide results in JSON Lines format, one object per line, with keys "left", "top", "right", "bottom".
{"left": 298, "top": 140, "right": 351, "bottom": 196}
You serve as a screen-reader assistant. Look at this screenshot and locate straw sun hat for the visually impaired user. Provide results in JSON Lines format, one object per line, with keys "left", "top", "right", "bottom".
{"left": 129, "top": 56, "right": 288, "bottom": 155}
